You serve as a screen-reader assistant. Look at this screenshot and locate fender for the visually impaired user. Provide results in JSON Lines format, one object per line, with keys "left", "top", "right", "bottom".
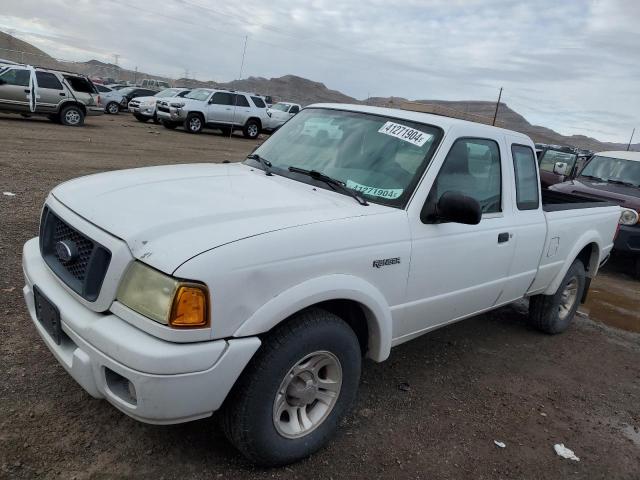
{"left": 232, "top": 274, "right": 393, "bottom": 362}
{"left": 543, "top": 230, "right": 603, "bottom": 295}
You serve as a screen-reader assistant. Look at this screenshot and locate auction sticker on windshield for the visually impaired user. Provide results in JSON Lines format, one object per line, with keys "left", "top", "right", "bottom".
{"left": 346, "top": 180, "right": 403, "bottom": 199}
{"left": 378, "top": 121, "right": 432, "bottom": 147}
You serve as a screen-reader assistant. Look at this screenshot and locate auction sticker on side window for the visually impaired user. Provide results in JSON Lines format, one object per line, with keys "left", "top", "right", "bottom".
{"left": 346, "top": 180, "right": 403, "bottom": 199}
{"left": 378, "top": 121, "right": 432, "bottom": 147}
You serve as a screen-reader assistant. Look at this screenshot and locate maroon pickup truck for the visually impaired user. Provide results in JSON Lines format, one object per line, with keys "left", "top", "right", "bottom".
{"left": 550, "top": 151, "right": 640, "bottom": 277}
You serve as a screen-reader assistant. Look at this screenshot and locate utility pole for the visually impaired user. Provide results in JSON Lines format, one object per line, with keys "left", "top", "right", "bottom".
{"left": 627, "top": 128, "right": 636, "bottom": 151}
{"left": 229, "top": 35, "right": 249, "bottom": 139}
{"left": 134, "top": 66, "right": 138, "bottom": 85}
{"left": 492, "top": 87, "right": 503, "bottom": 126}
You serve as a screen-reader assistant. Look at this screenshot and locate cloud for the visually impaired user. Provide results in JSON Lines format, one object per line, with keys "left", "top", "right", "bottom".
{"left": 1, "top": 0, "right": 637, "bottom": 142}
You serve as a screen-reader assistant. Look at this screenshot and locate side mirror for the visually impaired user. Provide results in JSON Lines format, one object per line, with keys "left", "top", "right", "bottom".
{"left": 424, "top": 191, "right": 482, "bottom": 225}
{"left": 553, "top": 161, "right": 568, "bottom": 176}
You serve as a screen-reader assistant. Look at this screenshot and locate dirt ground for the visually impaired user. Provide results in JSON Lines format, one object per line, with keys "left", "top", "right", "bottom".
{"left": 1, "top": 113, "right": 639, "bottom": 479}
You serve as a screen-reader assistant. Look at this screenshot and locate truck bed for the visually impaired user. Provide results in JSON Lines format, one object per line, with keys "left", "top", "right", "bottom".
{"left": 541, "top": 189, "right": 616, "bottom": 212}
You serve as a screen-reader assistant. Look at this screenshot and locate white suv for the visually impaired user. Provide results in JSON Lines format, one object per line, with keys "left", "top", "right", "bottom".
{"left": 156, "top": 88, "right": 269, "bottom": 139}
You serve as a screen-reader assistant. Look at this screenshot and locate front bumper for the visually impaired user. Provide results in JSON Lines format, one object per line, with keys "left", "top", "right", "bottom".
{"left": 129, "top": 104, "right": 156, "bottom": 117}
{"left": 614, "top": 224, "right": 640, "bottom": 254}
{"left": 22, "top": 237, "right": 260, "bottom": 424}
{"left": 156, "top": 106, "right": 186, "bottom": 122}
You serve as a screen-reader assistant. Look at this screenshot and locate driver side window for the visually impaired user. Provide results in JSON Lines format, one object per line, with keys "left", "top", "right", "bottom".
{"left": 432, "top": 138, "right": 502, "bottom": 213}
{"left": 0, "top": 68, "right": 30, "bottom": 87}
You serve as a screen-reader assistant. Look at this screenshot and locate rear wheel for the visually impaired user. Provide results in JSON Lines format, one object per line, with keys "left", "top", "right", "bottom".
{"left": 528, "top": 260, "right": 586, "bottom": 334}
{"left": 184, "top": 113, "right": 203, "bottom": 133}
{"left": 243, "top": 119, "right": 260, "bottom": 139}
{"left": 161, "top": 120, "right": 178, "bottom": 130}
{"left": 221, "top": 309, "right": 361, "bottom": 466}
{"left": 60, "top": 105, "right": 85, "bottom": 127}
{"left": 106, "top": 102, "right": 120, "bottom": 115}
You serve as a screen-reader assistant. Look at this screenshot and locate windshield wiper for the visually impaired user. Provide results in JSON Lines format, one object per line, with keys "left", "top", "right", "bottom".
{"left": 580, "top": 174, "right": 606, "bottom": 182}
{"left": 288, "top": 166, "right": 368, "bottom": 206}
{"left": 607, "top": 179, "right": 638, "bottom": 187}
{"left": 246, "top": 153, "right": 273, "bottom": 176}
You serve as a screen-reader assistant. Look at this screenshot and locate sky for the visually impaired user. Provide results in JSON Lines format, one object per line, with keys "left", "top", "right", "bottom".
{"left": 1, "top": 0, "right": 638, "bottom": 143}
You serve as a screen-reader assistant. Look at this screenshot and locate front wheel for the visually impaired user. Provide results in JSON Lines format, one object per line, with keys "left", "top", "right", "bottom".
{"left": 528, "top": 260, "right": 586, "bottom": 334}
{"left": 243, "top": 119, "right": 260, "bottom": 139}
{"left": 221, "top": 309, "right": 361, "bottom": 466}
{"left": 184, "top": 113, "right": 203, "bottom": 133}
{"left": 106, "top": 102, "right": 120, "bottom": 115}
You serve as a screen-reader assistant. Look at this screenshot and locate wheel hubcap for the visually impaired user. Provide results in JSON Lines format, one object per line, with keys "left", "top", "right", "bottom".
{"left": 108, "top": 104, "right": 117, "bottom": 113}
{"left": 65, "top": 110, "right": 80, "bottom": 124}
{"left": 248, "top": 124, "right": 258, "bottom": 136}
{"left": 273, "top": 351, "right": 342, "bottom": 438}
{"left": 190, "top": 118, "right": 201, "bottom": 130}
{"left": 558, "top": 277, "right": 578, "bottom": 320}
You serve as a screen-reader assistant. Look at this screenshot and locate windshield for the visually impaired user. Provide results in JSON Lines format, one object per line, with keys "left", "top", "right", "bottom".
{"left": 539, "top": 149, "right": 577, "bottom": 173}
{"left": 155, "top": 88, "right": 180, "bottom": 97}
{"left": 247, "top": 108, "right": 442, "bottom": 207}
{"left": 580, "top": 155, "right": 640, "bottom": 186}
{"left": 184, "top": 89, "right": 212, "bottom": 101}
{"left": 272, "top": 103, "right": 291, "bottom": 112}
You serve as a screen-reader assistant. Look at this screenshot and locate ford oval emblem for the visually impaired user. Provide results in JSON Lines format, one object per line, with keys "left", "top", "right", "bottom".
{"left": 55, "top": 240, "right": 78, "bottom": 264}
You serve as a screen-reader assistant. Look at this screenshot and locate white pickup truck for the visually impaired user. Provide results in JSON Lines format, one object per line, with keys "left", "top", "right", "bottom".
{"left": 23, "top": 104, "right": 633, "bottom": 466}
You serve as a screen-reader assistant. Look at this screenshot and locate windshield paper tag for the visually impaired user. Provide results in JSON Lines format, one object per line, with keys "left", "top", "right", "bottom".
{"left": 346, "top": 180, "right": 403, "bottom": 199}
{"left": 378, "top": 121, "right": 432, "bottom": 147}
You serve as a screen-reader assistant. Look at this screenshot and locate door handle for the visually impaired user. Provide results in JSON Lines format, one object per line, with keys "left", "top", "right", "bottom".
{"left": 59, "top": 92, "right": 66, "bottom": 96}
{"left": 24, "top": 89, "right": 30, "bottom": 93}
{"left": 498, "top": 232, "right": 510, "bottom": 243}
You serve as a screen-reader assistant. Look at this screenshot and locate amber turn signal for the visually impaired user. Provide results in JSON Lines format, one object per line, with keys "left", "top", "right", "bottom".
{"left": 169, "top": 284, "right": 209, "bottom": 328}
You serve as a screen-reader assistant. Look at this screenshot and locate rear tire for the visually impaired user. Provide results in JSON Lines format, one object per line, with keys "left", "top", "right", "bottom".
{"left": 59, "top": 105, "right": 85, "bottom": 127}
{"left": 221, "top": 308, "right": 361, "bottom": 466}
{"left": 184, "top": 113, "right": 203, "bottom": 133}
{"left": 134, "top": 113, "right": 149, "bottom": 122}
{"left": 243, "top": 119, "right": 260, "bottom": 139}
{"left": 106, "top": 102, "right": 120, "bottom": 115}
{"left": 161, "top": 120, "right": 178, "bottom": 130}
{"left": 528, "top": 260, "right": 586, "bottom": 334}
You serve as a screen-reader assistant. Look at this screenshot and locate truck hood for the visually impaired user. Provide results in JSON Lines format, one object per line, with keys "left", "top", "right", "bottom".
{"left": 51, "top": 163, "right": 388, "bottom": 273}
{"left": 551, "top": 178, "right": 640, "bottom": 208}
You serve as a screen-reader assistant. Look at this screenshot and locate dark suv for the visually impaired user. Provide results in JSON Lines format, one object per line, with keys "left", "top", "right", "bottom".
{"left": 550, "top": 151, "right": 640, "bottom": 277}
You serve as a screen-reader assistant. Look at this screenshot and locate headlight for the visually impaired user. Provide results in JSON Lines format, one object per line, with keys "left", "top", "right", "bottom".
{"left": 116, "top": 262, "right": 209, "bottom": 328}
{"left": 620, "top": 208, "right": 639, "bottom": 225}
{"left": 170, "top": 101, "right": 185, "bottom": 108}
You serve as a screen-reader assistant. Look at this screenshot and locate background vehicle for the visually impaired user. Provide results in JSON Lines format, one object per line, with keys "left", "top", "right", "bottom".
{"left": 101, "top": 87, "right": 156, "bottom": 114}
{"left": 550, "top": 150, "right": 640, "bottom": 277}
{"left": 0, "top": 63, "right": 102, "bottom": 126}
{"left": 156, "top": 88, "right": 269, "bottom": 138}
{"left": 536, "top": 145, "right": 580, "bottom": 188}
{"left": 94, "top": 84, "right": 114, "bottom": 94}
{"left": 266, "top": 101, "right": 301, "bottom": 131}
{"left": 22, "top": 105, "right": 628, "bottom": 467}
{"left": 140, "top": 78, "right": 170, "bottom": 91}
{"left": 128, "top": 87, "right": 190, "bottom": 123}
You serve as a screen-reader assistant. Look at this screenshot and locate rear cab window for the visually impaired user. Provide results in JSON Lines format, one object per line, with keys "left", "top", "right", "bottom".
{"left": 63, "top": 76, "right": 97, "bottom": 94}
{"left": 539, "top": 149, "right": 577, "bottom": 173}
{"left": 511, "top": 144, "right": 540, "bottom": 210}
{"left": 250, "top": 96, "right": 266, "bottom": 108}
{"left": 233, "top": 94, "right": 250, "bottom": 107}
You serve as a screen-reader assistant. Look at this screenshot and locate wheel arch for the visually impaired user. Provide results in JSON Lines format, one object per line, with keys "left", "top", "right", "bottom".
{"left": 246, "top": 116, "right": 262, "bottom": 128}
{"left": 59, "top": 101, "right": 86, "bottom": 115}
{"left": 232, "top": 274, "right": 393, "bottom": 362}
{"left": 543, "top": 233, "right": 603, "bottom": 296}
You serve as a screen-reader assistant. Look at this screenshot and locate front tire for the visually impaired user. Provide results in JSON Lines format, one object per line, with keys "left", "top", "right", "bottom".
{"left": 59, "top": 105, "right": 85, "bottom": 127}
{"left": 528, "top": 260, "right": 586, "bottom": 334}
{"left": 184, "top": 113, "right": 203, "bottom": 133}
{"left": 243, "top": 119, "right": 260, "bottom": 139}
{"left": 221, "top": 309, "right": 361, "bottom": 466}
{"left": 106, "top": 102, "right": 120, "bottom": 115}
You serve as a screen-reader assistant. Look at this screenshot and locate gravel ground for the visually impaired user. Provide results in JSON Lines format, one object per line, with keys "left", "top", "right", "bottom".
{"left": 1, "top": 113, "right": 639, "bottom": 479}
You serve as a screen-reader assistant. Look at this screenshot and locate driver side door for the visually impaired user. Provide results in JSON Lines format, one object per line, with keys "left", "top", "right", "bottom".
{"left": 0, "top": 68, "right": 31, "bottom": 112}
{"left": 393, "top": 136, "right": 516, "bottom": 343}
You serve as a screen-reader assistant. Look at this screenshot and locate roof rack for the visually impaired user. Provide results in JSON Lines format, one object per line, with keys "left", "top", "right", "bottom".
{"left": 0, "top": 61, "right": 90, "bottom": 78}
